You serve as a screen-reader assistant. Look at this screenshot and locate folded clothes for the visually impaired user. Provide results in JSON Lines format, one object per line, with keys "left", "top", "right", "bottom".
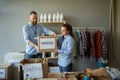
{"left": 105, "top": 66, "right": 120, "bottom": 80}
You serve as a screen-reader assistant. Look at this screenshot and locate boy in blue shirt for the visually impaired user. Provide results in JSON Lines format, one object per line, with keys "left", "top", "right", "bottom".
{"left": 54, "top": 23, "right": 74, "bottom": 72}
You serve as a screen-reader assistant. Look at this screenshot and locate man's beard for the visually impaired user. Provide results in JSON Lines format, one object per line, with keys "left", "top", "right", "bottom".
{"left": 32, "top": 21, "right": 37, "bottom": 25}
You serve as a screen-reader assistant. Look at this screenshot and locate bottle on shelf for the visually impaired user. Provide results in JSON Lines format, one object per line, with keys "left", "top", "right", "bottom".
{"left": 44, "top": 13, "right": 47, "bottom": 22}
{"left": 53, "top": 13, "right": 56, "bottom": 22}
{"left": 48, "top": 13, "right": 51, "bottom": 22}
{"left": 40, "top": 14, "right": 44, "bottom": 22}
{"left": 60, "top": 13, "right": 64, "bottom": 22}
{"left": 56, "top": 12, "right": 60, "bottom": 22}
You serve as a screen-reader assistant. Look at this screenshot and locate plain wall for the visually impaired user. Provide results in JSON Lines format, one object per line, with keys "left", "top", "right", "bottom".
{"left": 0, "top": 0, "right": 110, "bottom": 64}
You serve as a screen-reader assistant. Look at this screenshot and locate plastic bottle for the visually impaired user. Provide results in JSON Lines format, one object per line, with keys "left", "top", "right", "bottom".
{"left": 56, "top": 12, "right": 60, "bottom": 22}
{"left": 44, "top": 13, "right": 47, "bottom": 22}
{"left": 98, "top": 58, "right": 104, "bottom": 68}
{"left": 48, "top": 13, "right": 51, "bottom": 22}
{"left": 60, "top": 13, "right": 64, "bottom": 22}
{"left": 53, "top": 13, "right": 56, "bottom": 22}
{"left": 40, "top": 14, "right": 43, "bottom": 22}
{"left": 84, "top": 76, "right": 91, "bottom": 80}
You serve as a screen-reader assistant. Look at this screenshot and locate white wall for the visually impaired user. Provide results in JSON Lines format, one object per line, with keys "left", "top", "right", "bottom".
{"left": 0, "top": 0, "right": 110, "bottom": 64}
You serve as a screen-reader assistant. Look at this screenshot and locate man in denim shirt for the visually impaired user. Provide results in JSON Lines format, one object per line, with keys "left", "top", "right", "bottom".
{"left": 23, "top": 11, "right": 56, "bottom": 59}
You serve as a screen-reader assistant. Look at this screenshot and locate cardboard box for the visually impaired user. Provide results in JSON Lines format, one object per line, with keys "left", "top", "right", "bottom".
{"left": 47, "top": 73, "right": 79, "bottom": 80}
{"left": 47, "top": 73, "right": 62, "bottom": 80}
{"left": 66, "top": 78, "right": 77, "bottom": 80}
{"left": 37, "top": 36, "right": 57, "bottom": 52}
{"left": 4, "top": 52, "right": 25, "bottom": 80}
{"left": 4, "top": 52, "right": 25, "bottom": 67}
{"left": 19, "top": 58, "right": 48, "bottom": 80}
{"left": 0, "top": 63, "right": 13, "bottom": 80}
{"left": 31, "top": 78, "right": 57, "bottom": 80}
{"left": 48, "top": 58, "right": 60, "bottom": 73}
{"left": 49, "top": 66, "right": 60, "bottom": 73}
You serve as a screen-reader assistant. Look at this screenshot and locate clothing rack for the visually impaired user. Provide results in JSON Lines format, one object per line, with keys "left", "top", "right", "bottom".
{"left": 74, "top": 26, "right": 107, "bottom": 57}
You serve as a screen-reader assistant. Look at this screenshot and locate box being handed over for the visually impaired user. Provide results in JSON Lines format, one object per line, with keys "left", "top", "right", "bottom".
{"left": 37, "top": 36, "right": 57, "bottom": 52}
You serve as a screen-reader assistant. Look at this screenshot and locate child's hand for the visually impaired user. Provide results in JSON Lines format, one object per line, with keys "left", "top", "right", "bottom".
{"left": 54, "top": 48, "right": 58, "bottom": 54}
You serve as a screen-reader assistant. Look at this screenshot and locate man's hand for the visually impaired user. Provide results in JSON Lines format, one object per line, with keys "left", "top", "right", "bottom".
{"left": 51, "top": 32, "right": 57, "bottom": 36}
{"left": 35, "top": 46, "right": 40, "bottom": 53}
{"left": 29, "top": 41, "right": 41, "bottom": 53}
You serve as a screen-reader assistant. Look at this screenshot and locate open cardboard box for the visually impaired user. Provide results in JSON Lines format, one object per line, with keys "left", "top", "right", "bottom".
{"left": 48, "top": 58, "right": 60, "bottom": 73}
{"left": 18, "top": 58, "right": 48, "bottom": 80}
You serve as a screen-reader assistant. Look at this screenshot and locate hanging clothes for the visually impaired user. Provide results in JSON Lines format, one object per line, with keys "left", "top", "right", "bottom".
{"left": 89, "top": 30, "right": 96, "bottom": 61}
{"left": 76, "top": 30, "right": 83, "bottom": 56}
{"left": 90, "top": 30, "right": 96, "bottom": 56}
{"left": 81, "top": 30, "right": 86, "bottom": 57}
{"left": 86, "top": 30, "right": 91, "bottom": 57}
{"left": 101, "top": 30, "right": 107, "bottom": 59}
{"left": 73, "top": 31, "right": 79, "bottom": 58}
{"left": 80, "top": 30, "right": 88, "bottom": 59}
{"left": 94, "top": 30, "right": 102, "bottom": 58}
{"left": 74, "top": 27, "right": 107, "bottom": 61}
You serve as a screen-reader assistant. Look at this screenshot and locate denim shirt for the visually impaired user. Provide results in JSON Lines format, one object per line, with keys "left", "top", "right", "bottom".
{"left": 23, "top": 22, "right": 52, "bottom": 55}
{"left": 58, "top": 34, "right": 74, "bottom": 67}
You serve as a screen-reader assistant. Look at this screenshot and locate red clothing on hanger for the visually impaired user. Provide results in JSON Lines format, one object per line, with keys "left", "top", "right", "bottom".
{"left": 94, "top": 30, "right": 102, "bottom": 58}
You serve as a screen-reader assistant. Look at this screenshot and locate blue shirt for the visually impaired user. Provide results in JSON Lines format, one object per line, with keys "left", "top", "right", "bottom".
{"left": 58, "top": 34, "right": 74, "bottom": 67}
{"left": 23, "top": 22, "right": 52, "bottom": 55}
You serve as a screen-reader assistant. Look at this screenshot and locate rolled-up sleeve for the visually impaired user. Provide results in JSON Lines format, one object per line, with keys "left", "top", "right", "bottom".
{"left": 23, "top": 26, "right": 30, "bottom": 45}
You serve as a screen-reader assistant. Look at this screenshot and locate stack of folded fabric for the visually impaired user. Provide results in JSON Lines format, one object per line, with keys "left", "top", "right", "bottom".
{"left": 105, "top": 66, "right": 120, "bottom": 80}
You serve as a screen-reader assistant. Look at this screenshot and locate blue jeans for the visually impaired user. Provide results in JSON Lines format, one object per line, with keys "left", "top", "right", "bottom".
{"left": 25, "top": 53, "right": 42, "bottom": 59}
{"left": 59, "top": 63, "right": 73, "bottom": 73}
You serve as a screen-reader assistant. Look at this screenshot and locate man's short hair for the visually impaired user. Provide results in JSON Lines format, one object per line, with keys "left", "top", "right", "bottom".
{"left": 29, "top": 11, "right": 37, "bottom": 15}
